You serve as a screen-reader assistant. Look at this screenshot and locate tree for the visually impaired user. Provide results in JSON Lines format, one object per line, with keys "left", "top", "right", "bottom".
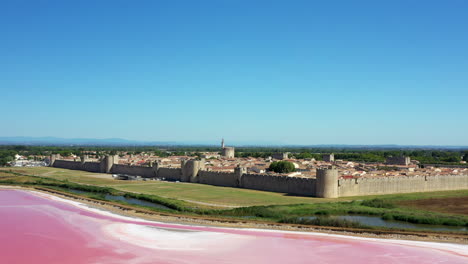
{"left": 0, "top": 156, "right": 14, "bottom": 166}
{"left": 58, "top": 150, "right": 72, "bottom": 157}
{"left": 269, "top": 161, "right": 296, "bottom": 173}
{"left": 295, "top": 152, "right": 313, "bottom": 159}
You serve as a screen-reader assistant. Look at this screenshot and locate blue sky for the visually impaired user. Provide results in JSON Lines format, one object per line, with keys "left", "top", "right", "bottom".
{"left": 1, "top": 0, "right": 467, "bottom": 145}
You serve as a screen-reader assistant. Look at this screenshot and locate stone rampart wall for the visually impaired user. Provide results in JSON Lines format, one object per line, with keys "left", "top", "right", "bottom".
{"left": 51, "top": 157, "right": 468, "bottom": 198}
{"left": 198, "top": 170, "right": 239, "bottom": 187}
{"left": 53, "top": 160, "right": 83, "bottom": 170}
{"left": 111, "top": 164, "right": 155, "bottom": 178}
{"left": 158, "top": 167, "right": 182, "bottom": 181}
{"left": 81, "top": 162, "right": 101, "bottom": 173}
{"left": 338, "top": 174, "right": 468, "bottom": 197}
{"left": 241, "top": 174, "right": 317, "bottom": 196}
{"left": 53, "top": 160, "right": 100, "bottom": 172}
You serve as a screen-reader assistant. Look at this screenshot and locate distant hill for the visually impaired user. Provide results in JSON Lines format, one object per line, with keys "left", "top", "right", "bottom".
{"left": 0, "top": 137, "right": 466, "bottom": 149}
{"left": 0, "top": 137, "right": 178, "bottom": 146}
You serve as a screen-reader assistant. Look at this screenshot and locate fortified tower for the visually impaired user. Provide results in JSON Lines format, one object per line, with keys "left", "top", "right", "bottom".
{"left": 316, "top": 166, "right": 339, "bottom": 198}
{"left": 272, "top": 152, "right": 289, "bottom": 160}
{"left": 222, "top": 147, "right": 235, "bottom": 158}
{"left": 181, "top": 159, "right": 205, "bottom": 182}
{"left": 234, "top": 165, "right": 247, "bottom": 187}
{"left": 221, "top": 139, "right": 235, "bottom": 158}
{"left": 151, "top": 161, "right": 159, "bottom": 177}
{"left": 80, "top": 155, "right": 88, "bottom": 165}
{"left": 101, "top": 155, "right": 119, "bottom": 173}
{"left": 49, "top": 154, "right": 58, "bottom": 167}
{"left": 386, "top": 156, "right": 410, "bottom": 166}
{"left": 322, "top": 153, "right": 335, "bottom": 163}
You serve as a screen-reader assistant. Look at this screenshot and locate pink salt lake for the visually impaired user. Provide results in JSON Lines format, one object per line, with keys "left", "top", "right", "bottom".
{"left": 0, "top": 189, "right": 466, "bottom": 264}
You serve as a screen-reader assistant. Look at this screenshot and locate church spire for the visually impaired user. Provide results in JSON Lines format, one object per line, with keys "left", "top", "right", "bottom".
{"left": 221, "top": 138, "right": 225, "bottom": 148}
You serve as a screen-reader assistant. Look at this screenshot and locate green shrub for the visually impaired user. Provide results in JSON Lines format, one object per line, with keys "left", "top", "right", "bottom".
{"left": 279, "top": 216, "right": 368, "bottom": 229}
{"left": 361, "top": 198, "right": 395, "bottom": 209}
{"left": 315, "top": 210, "right": 330, "bottom": 216}
{"left": 382, "top": 213, "right": 394, "bottom": 220}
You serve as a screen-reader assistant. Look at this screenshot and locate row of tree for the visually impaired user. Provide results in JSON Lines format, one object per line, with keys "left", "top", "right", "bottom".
{"left": 0, "top": 145, "right": 467, "bottom": 166}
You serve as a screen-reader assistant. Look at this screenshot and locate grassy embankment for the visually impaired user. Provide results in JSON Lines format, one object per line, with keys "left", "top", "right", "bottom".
{"left": 4, "top": 167, "right": 467, "bottom": 208}
{"left": 1, "top": 167, "right": 467, "bottom": 231}
{"left": 1, "top": 167, "right": 341, "bottom": 207}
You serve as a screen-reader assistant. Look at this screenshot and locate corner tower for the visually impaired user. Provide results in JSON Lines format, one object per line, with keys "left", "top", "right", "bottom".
{"left": 316, "top": 166, "right": 339, "bottom": 198}
{"left": 181, "top": 159, "right": 205, "bottom": 183}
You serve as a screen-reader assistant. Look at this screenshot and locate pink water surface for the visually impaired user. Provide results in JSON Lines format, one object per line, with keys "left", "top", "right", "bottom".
{"left": 0, "top": 189, "right": 466, "bottom": 264}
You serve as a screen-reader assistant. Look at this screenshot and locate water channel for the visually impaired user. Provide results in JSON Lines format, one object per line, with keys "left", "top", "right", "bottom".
{"left": 66, "top": 189, "right": 171, "bottom": 210}
{"left": 303, "top": 215, "right": 467, "bottom": 232}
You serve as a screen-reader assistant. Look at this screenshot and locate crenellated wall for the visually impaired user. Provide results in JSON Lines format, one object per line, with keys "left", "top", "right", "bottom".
{"left": 111, "top": 164, "right": 156, "bottom": 178}
{"left": 158, "top": 167, "right": 182, "bottom": 181}
{"left": 241, "top": 173, "right": 316, "bottom": 196}
{"left": 338, "top": 174, "right": 468, "bottom": 197}
{"left": 198, "top": 170, "right": 239, "bottom": 187}
{"left": 81, "top": 162, "right": 101, "bottom": 173}
{"left": 53, "top": 160, "right": 83, "bottom": 170}
{"left": 53, "top": 160, "right": 101, "bottom": 173}
{"left": 50, "top": 156, "right": 468, "bottom": 198}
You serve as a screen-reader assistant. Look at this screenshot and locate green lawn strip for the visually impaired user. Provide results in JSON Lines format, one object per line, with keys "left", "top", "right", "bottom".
{"left": 112, "top": 182, "right": 329, "bottom": 207}
{"left": 6, "top": 167, "right": 468, "bottom": 207}
{"left": 1, "top": 167, "right": 335, "bottom": 206}
{"left": 341, "top": 190, "right": 468, "bottom": 202}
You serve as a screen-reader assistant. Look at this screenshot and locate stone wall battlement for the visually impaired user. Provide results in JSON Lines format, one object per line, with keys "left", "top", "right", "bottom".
{"left": 50, "top": 156, "right": 468, "bottom": 198}
{"left": 339, "top": 174, "right": 468, "bottom": 184}
{"left": 338, "top": 174, "right": 468, "bottom": 197}
{"left": 198, "top": 170, "right": 239, "bottom": 187}
{"left": 202, "top": 170, "right": 236, "bottom": 175}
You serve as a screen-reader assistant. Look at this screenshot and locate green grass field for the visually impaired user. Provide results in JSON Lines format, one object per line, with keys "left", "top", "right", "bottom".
{"left": 2, "top": 167, "right": 468, "bottom": 210}
{"left": 2, "top": 167, "right": 468, "bottom": 232}
{"left": 0, "top": 167, "right": 338, "bottom": 207}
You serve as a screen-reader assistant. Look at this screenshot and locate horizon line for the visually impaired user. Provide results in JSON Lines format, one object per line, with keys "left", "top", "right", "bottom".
{"left": 0, "top": 136, "right": 467, "bottom": 148}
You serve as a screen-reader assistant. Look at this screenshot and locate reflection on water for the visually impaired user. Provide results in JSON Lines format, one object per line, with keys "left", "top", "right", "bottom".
{"left": 66, "top": 189, "right": 170, "bottom": 210}
{"left": 104, "top": 194, "right": 170, "bottom": 210}
{"left": 63, "top": 189, "right": 467, "bottom": 232}
{"left": 303, "top": 215, "right": 467, "bottom": 232}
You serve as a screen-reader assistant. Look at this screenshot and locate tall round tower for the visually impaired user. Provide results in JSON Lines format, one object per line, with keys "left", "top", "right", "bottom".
{"left": 101, "top": 155, "right": 119, "bottom": 173}
{"left": 181, "top": 159, "right": 205, "bottom": 183}
{"left": 316, "top": 166, "right": 339, "bottom": 198}
{"left": 49, "top": 154, "right": 57, "bottom": 167}
{"left": 222, "top": 147, "right": 235, "bottom": 158}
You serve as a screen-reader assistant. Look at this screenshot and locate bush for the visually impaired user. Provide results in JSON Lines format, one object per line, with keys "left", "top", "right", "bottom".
{"left": 279, "top": 216, "right": 368, "bottom": 229}
{"left": 381, "top": 212, "right": 467, "bottom": 227}
{"left": 315, "top": 210, "right": 330, "bottom": 216}
{"left": 361, "top": 199, "right": 395, "bottom": 209}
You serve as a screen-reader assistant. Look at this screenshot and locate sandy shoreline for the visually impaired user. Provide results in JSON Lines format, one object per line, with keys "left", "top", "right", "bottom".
{"left": 1, "top": 185, "right": 468, "bottom": 245}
